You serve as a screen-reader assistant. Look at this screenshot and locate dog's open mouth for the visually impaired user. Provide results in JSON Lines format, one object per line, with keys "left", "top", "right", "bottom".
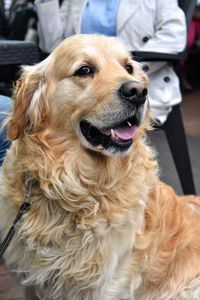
{"left": 80, "top": 115, "right": 139, "bottom": 152}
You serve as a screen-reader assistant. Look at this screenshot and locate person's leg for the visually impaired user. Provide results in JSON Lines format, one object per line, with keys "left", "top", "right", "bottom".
{"left": 0, "top": 95, "right": 12, "bottom": 166}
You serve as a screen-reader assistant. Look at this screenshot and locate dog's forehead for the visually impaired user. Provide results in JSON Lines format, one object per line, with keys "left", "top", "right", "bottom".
{"left": 51, "top": 35, "right": 135, "bottom": 78}
{"left": 55, "top": 35, "right": 130, "bottom": 62}
{"left": 80, "top": 37, "right": 128, "bottom": 58}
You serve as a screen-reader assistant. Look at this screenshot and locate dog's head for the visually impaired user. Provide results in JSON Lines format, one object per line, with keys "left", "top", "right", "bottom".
{"left": 8, "top": 34, "right": 149, "bottom": 157}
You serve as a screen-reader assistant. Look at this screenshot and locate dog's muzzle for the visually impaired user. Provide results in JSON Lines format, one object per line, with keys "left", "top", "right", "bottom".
{"left": 80, "top": 81, "right": 148, "bottom": 156}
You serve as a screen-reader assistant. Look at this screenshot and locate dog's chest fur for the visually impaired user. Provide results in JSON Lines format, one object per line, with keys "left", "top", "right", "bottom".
{"left": 0, "top": 167, "right": 147, "bottom": 300}
{"left": 2, "top": 144, "right": 200, "bottom": 300}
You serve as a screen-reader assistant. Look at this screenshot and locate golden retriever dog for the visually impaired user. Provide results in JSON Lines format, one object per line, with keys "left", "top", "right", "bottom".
{"left": 0, "top": 34, "right": 200, "bottom": 300}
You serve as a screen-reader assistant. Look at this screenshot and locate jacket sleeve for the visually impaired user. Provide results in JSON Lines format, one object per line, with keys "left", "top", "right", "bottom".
{"left": 36, "top": 0, "right": 70, "bottom": 53}
{"left": 139, "top": 0, "right": 187, "bottom": 75}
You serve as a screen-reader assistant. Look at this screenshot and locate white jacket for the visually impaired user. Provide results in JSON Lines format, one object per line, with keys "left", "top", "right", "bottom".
{"left": 36, "top": 0, "right": 187, "bottom": 124}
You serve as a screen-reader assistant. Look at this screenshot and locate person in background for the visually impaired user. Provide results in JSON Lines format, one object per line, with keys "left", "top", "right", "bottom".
{"left": 0, "top": 6, "right": 11, "bottom": 165}
{"left": 0, "top": 95, "right": 11, "bottom": 165}
{"left": 0, "top": 5, "right": 10, "bottom": 38}
{"left": 8, "top": 0, "right": 38, "bottom": 41}
{"left": 35, "top": 0, "right": 187, "bottom": 125}
{"left": 181, "top": 1, "right": 200, "bottom": 90}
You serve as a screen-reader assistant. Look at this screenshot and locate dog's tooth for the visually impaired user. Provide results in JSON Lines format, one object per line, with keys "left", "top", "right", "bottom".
{"left": 97, "top": 145, "right": 104, "bottom": 150}
{"left": 111, "top": 129, "right": 115, "bottom": 139}
{"left": 127, "top": 121, "right": 132, "bottom": 127}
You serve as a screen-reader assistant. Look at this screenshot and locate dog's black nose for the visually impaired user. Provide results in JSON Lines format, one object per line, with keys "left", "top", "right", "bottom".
{"left": 119, "top": 81, "right": 148, "bottom": 104}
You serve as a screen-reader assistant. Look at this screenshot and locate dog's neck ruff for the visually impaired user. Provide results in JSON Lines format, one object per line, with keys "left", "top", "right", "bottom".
{"left": 0, "top": 177, "right": 35, "bottom": 259}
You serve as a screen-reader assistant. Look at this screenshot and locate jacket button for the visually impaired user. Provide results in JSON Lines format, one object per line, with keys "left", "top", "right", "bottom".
{"left": 142, "top": 65, "right": 149, "bottom": 72}
{"left": 142, "top": 36, "right": 149, "bottom": 43}
{"left": 164, "top": 76, "right": 170, "bottom": 82}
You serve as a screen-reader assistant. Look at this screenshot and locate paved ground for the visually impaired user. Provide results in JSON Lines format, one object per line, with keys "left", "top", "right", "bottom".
{"left": 0, "top": 263, "right": 23, "bottom": 300}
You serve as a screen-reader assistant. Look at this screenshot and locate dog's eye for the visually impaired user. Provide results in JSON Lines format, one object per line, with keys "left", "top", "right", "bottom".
{"left": 75, "top": 66, "right": 94, "bottom": 77}
{"left": 125, "top": 64, "right": 133, "bottom": 74}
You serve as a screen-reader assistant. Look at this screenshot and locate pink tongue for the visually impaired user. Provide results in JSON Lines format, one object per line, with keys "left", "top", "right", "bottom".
{"left": 113, "top": 125, "right": 137, "bottom": 140}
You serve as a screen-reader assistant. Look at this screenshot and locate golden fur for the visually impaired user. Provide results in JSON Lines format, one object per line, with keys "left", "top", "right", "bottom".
{"left": 0, "top": 34, "right": 200, "bottom": 300}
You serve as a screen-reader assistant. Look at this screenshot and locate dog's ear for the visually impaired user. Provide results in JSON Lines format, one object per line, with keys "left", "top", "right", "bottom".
{"left": 8, "top": 62, "right": 52, "bottom": 140}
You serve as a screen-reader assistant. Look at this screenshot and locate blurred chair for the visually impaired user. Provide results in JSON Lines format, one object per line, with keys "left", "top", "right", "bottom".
{"left": 0, "top": 40, "right": 39, "bottom": 95}
{"left": 132, "top": 0, "right": 197, "bottom": 195}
